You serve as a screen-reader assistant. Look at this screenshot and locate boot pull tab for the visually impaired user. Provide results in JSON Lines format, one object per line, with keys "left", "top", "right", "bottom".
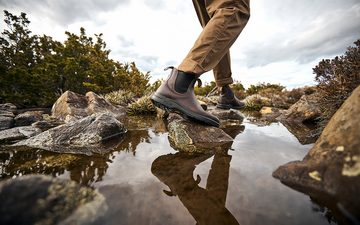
{"left": 196, "top": 78, "right": 202, "bottom": 88}
{"left": 164, "top": 66, "right": 174, "bottom": 71}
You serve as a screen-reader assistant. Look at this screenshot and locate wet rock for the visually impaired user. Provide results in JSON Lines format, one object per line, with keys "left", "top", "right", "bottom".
{"left": 52, "top": 91, "right": 126, "bottom": 122}
{"left": 0, "top": 103, "right": 17, "bottom": 112}
{"left": 30, "top": 114, "right": 64, "bottom": 131}
{"left": 0, "top": 126, "right": 42, "bottom": 144}
{"left": 280, "top": 93, "right": 321, "bottom": 123}
{"left": 0, "top": 103, "right": 16, "bottom": 131}
{"left": 0, "top": 115, "right": 14, "bottom": 131}
{"left": 14, "top": 111, "right": 43, "bottom": 126}
{"left": 208, "top": 108, "right": 244, "bottom": 122}
{"left": 196, "top": 95, "right": 219, "bottom": 106}
{"left": 0, "top": 175, "right": 107, "bottom": 225}
{"left": 167, "top": 113, "right": 233, "bottom": 153}
{"left": 273, "top": 86, "right": 360, "bottom": 220}
{"left": 14, "top": 113, "right": 127, "bottom": 155}
{"left": 260, "top": 107, "right": 285, "bottom": 122}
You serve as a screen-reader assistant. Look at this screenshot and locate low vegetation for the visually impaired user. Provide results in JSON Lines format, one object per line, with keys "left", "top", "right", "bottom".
{"left": 313, "top": 39, "right": 360, "bottom": 129}
{"left": 127, "top": 95, "right": 157, "bottom": 116}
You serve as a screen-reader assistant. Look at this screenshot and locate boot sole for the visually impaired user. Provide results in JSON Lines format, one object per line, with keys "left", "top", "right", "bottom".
{"left": 151, "top": 94, "right": 220, "bottom": 127}
{"left": 216, "top": 103, "right": 245, "bottom": 110}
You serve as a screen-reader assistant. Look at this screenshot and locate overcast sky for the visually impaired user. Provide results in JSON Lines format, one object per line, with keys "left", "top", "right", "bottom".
{"left": 1, "top": 0, "right": 359, "bottom": 88}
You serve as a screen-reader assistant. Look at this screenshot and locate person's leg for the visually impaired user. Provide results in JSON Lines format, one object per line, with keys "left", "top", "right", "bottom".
{"left": 213, "top": 53, "right": 233, "bottom": 87}
{"left": 183, "top": 0, "right": 250, "bottom": 110}
{"left": 178, "top": 0, "right": 250, "bottom": 75}
{"left": 192, "top": 0, "right": 234, "bottom": 88}
{"left": 151, "top": 0, "right": 250, "bottom": 126}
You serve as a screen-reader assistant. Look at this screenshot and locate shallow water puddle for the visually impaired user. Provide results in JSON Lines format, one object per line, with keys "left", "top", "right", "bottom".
{"left": 0, "top": 116, "right": 338, "bottom": 225}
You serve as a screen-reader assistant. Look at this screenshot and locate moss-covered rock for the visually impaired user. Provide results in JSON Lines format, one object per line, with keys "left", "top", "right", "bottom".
{"left": 167, "top": 113, "right": 233, "bottom": 153}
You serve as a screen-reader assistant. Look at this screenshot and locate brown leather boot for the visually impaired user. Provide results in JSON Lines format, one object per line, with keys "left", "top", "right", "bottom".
{"left": 217, "top": 85, "right": 245, "bottom": 110}
{"left": 151, "top": 67, "right": 220, "bottom": 127}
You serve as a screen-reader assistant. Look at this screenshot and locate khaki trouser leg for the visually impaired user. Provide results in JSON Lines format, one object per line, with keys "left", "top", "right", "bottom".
{"left": 178, "top": 0, "right": 250, "bottom": 87}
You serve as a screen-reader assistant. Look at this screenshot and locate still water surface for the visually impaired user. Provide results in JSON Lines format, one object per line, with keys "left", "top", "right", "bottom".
{"left": 0, "top": 116, "right": 337, "bottom": 225}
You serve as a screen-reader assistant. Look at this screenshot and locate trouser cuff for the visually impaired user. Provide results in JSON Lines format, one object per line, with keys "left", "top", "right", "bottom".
{"left": 215, "top": 77, "right": 233, "bottom": 87}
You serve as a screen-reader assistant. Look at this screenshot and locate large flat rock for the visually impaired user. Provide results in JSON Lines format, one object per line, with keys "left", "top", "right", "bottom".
{"left": 14, "top": 113, "right": 126, "bottom": 155}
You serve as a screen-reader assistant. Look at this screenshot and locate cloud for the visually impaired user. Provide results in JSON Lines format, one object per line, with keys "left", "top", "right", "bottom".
{"left": 143, "top": 0, "right": 165, "bottom": 10}
{"left": 0, "top": 0, "right": 130, "bottom": 25}
{"left": 241, "top": 1, "right": 360, "bottom": 67}
{"left": 1, "top": 0, "right": 358, "bottom": 88}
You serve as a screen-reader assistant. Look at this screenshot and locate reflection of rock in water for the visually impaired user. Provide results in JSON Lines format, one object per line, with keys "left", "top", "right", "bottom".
{"left": 0, "top": 148, "right": 111, "bottom": 186}
{"left": 114, "top": 129, "right": 151, "bottom": 155}
{"left": 151, "top": 152, "right": 239, "bottom": 225}
{"left": 221, "top": 123, "right": 245, "bottom": 139}
{"left": 0, "top": 116, "right": 158, "bottom": 185}
{"left": 281, "top": 120, "right": 319, "bottom": 145}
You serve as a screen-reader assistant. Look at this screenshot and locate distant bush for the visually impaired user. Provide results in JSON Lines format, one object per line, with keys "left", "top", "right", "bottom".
{"left": 244, "top": 94, "right": 271, "bottom": 111}
{"left": 313, "top": 39, "right": 360, "bottom": 126}
{"left": 246, "top": 83, "right": 285, "bottom": 96}
{"left": 284, "top": 86, "right": 316, "bottom": 105}
{"left": 194, "top": 81, "right": 216, "bottom": 96}
{"left": 230, "top": 81, "right": 246, "bottom": 99}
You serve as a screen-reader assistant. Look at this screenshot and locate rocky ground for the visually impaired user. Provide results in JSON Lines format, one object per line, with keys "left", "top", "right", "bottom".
{"left": 0, "top": 87, "right": 359, "bottom": 224}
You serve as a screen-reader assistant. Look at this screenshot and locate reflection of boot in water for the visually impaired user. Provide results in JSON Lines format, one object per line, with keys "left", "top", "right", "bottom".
{"left": 151, "top": 152, "right": 239, "bottom": 225}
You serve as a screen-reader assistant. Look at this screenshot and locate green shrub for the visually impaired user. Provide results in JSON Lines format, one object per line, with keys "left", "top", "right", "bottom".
{"left": 0, "top": 11, "right": 150, "bottom": 107}
{"left": 246, "top": 83, "right": 285, "bottom": 96}
{"left": 313, "top": 39, "right": 360, "bottom": 127}
{"left": 194, "top": 81, "right": 216, "bottom": 96}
